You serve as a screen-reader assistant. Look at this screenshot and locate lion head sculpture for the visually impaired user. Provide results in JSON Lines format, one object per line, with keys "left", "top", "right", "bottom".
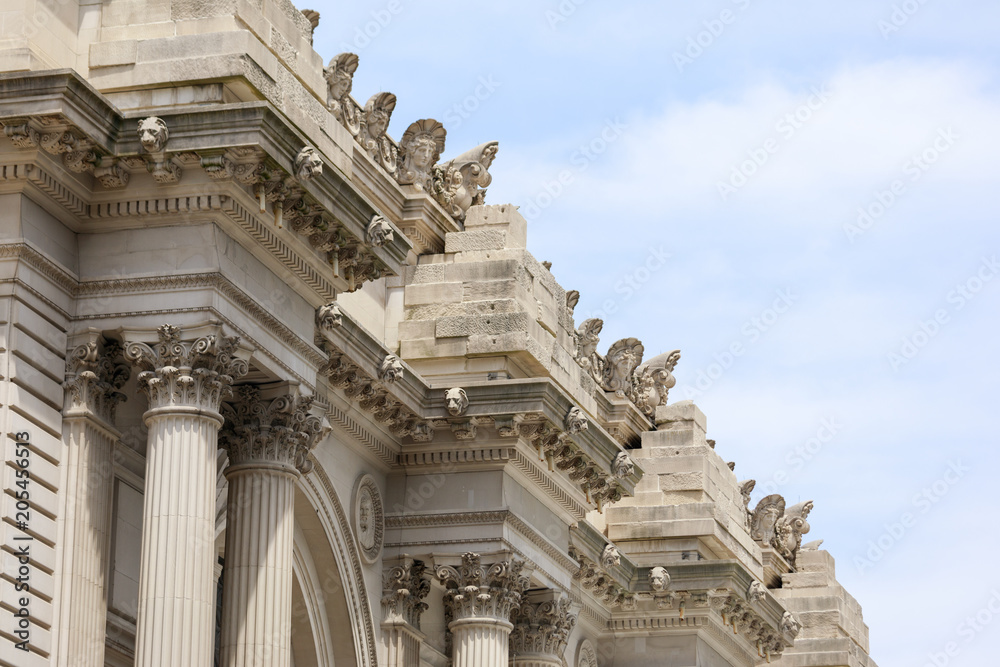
{"left": 137, "top": 116, "right": 168, "bottom": 153}
{"left": 444, "top": 387, "right": 469, "bottom": 417}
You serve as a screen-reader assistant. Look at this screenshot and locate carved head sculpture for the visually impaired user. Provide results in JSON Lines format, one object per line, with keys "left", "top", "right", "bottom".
{"left": 575, "top": 318, "right": 603, "bottom": 368}
{"left": 612, "top": 451, "right": 634, "bottom": 479}
{"left": 781, "top": 611, "right": 801, "bottom": 638}
{"left": 601, "top": 337, "right": 644, "bottom": 396}
{"left": 363, "top": 92, "right": 396, "bottom": 142}
{"left": 750, "top": 494, "right": 786, "bottom": 545}
{"left": 324, "top": 52, "right": 358, "bottom": 103}
{"left": 398, "top": 119, "right": 446, "bottom": 190}
{"left": 747, "top": 580, "right": 766, "bottom": 603}
{"left": 564, "top": 406, "right": 589, "bottom": 434}
{"left": 294, "top": 146, "right": 324, "bottom": 181}
{"left": 601, "top": 544, "right": 621, "bottom": 569}
{"left": 316, "top": 302, "right": 343, "bottom": 331}
{"left": 137, "top": 116, "right": 168, "bottom": 153}
{"left": 366, "top": 214, "right": 394, "bottom": 247}
{"left": 649, "top": 566, "right": 670, "bottom": 591}
{"left": 378, "top": 354, "right": 404, "bottom": 384}
{"left": 444, "top": 387, "right": 468, "bottom": 417}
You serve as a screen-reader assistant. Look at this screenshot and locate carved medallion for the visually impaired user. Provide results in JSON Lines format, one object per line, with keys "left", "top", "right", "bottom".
{"left": 353, "top": 473, "right": 384, "bottom": 564}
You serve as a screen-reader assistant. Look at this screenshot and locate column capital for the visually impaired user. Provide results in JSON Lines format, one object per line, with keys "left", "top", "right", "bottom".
{"left": 123, "top": 323, "right": 250, "bottom": 415}
{"left": 64, "top": 334, "right": 130, "bottom": 427}
{"left": 219, "top": 385, "right": 327, "bottom": 474}
{"left": 436, "top": 552, "right": 531, "bottom": 623}
{"left": 510, "top": 595, "right": 577, "bottom": 660}
{"left": 382, "top": 557, "right": 431, "bottom": 628}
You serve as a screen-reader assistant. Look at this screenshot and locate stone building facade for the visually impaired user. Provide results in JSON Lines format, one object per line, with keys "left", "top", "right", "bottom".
{"left": 0, "top": 1, "right": 879, "bottom": 666}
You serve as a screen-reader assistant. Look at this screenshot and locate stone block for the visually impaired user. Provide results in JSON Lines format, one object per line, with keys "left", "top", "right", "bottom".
{"left": 467, "top": 331, "right": 526, "bottom": 355}
{"left": 654, "top": 400, "right": 708, "bottom": 434}
{"left": 89, "top": 40, "right": 138, "bottom": 68}
{"left": 435, "top": 312, "right": 529, "bottom": 338}
{"left": 445, "top": 229, "right": 507, "bottom": 253}
{"left": 404, "top": 282, "right": 463, "bottom": 306}
{"left": 400, "top": 337, "right": 467, "bottom": 360}
{"left": 464, "top": 204, "right": 527, "bottom": 248}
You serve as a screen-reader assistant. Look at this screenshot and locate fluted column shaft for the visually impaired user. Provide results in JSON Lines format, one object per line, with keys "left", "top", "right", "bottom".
{"left": 53, "top": 338, "right": 128, "bottom": 667}
{"left": 451, "top": 618, "right": 513, "bottom": 667}
{"left": 219, "top": 465, "right": 297, "bottom": 667}
{"left": 217, "top": 386, "right": 325, "bottom": 667}
{"left": 55, "top": 418, "right": 118, "bottom": 666}
{"left": 125, "top": 324, "right": 249, "bottom": 667}
{"left": 134, "top": 410, "right": 222, "bottom": 666}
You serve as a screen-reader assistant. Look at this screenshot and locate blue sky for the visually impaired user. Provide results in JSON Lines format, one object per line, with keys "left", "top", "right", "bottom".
{"left": 310, "top": 2, "right": 999, "bottom": 663}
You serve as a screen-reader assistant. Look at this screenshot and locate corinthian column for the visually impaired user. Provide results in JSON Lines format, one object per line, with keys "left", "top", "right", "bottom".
{"left": 509, "top": 594, "right": 578, "bottom": 667}
{"left": 217, "top": 386, "right": 325, "bottom": 667}
{"left": 435, "top": 553, "right": 531, "bottom": 667}
{"left": 382, "top": 557, "right": 431, "bottom": 667}
{"left": 53, "top": 335, "right": 129, "bottom": 667}
{"left": 124, "top": 324, "right": 250, "bottom": 667}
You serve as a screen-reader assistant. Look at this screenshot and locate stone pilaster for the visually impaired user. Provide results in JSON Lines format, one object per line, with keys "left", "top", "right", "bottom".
{"left": 217, "top": 386, "right": 325, "bottom": 667}
{"left": 509, "top": 594, "right": 578, "bottom": 667}
{"left": 382, "top": 557, "right": 431, "bottom": 667}
{"left": 436, "top": 553, "right": 531, "bottom": 667}
{"left": 124, "top": 324, "right": 250, "bottom": 667}
{"left": 53, "top": 335, "right": 129, "bottom": 667}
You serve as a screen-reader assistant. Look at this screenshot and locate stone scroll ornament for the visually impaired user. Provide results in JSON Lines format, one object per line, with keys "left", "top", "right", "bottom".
{"left": 571, "top": 318, "right": 681, "bottom": 418}
{"left": 749, "top": 495, "right": 814, "bottom": 568}
{"left": 359, "top": 92, "right": 399, "bottom": 177}
{"left": 432, "top": 141, "right": 499, "bottom": 221}
{"left": 324, "top": 52, "right": 361, "bottom": 136}
{"left": 397, "top": 119, "right": 446, "bottom": 192}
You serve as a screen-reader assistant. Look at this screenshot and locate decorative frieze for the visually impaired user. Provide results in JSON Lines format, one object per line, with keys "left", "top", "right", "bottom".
{"left": 570, "top": 545, "right": 636, "bottom": 610}
{"left": 708, "top": 589, "right": 790, "bottom": 661}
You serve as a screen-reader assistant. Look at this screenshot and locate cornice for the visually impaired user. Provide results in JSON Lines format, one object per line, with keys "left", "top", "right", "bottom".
{"left": 0, "top": 70, "right": 412, "bottom": 291}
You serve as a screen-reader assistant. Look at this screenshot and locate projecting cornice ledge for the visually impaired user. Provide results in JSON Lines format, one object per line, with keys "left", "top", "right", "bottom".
{"left": 0, "top": 70, "right": 412, "bottom": 292}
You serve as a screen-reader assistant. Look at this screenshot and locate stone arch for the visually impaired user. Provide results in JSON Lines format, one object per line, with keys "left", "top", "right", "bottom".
{"left": 295, "top": 459, "right": 379, "bottom": 667}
